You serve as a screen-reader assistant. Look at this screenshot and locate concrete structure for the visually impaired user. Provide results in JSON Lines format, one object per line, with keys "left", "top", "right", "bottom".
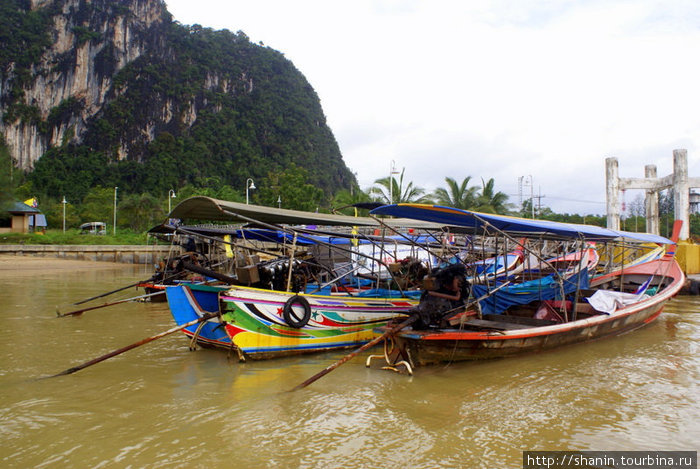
{"left": 0, "top": 245, "right": 180, "bottom": 264}
{"left": 606, "top": 149, "right": 700, "bottom": 240}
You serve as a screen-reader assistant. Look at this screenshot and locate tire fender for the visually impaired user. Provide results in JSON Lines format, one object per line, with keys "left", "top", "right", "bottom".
{"left": 283, "top": 295, "right": 312, "bottom": 328}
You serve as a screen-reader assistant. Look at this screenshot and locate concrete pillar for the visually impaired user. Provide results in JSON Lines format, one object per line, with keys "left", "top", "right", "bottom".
{"left": 606, "top": 157, "right": 620, "bottom": 230}
{"left": 673, "top": 149, "right": 690, "bottom": 240}
{"left": 644, "top": 165, "right": 659, "bottom": 235}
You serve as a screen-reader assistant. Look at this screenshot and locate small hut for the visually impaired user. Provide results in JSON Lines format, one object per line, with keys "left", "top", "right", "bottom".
{"left": 0, "top": 200, "right": 44, "bottom": 234}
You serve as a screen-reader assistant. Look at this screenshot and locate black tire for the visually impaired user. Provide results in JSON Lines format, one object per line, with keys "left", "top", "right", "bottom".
{"left": 283, "top": 295, "right": 312, "bottom": 328}
{"left": 690, "top": 280, "right": 700, "bottom": 296}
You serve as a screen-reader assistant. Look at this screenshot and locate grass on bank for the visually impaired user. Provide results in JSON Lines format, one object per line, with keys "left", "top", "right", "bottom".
{"left": 0, "top": 229, "right": 154, "bottom": 245}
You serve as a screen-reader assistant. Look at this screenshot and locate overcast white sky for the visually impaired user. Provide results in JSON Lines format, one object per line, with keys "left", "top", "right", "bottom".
{"left": 164, "top": 0, "right": 700, "bottom": 215}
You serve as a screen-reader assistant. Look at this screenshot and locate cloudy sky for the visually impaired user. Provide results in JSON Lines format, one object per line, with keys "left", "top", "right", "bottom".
{"left": 164, "top": 0, "right": 700, "bottom": 215}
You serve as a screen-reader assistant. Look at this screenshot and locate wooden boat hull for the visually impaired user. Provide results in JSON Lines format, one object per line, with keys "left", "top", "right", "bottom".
{"left": 221, "top": 287, "right": 415, "bottom": 360}
{"left": 395, "top": 298, "right": 667, "bottom": 364}
{"left": 165, "top": 284, "right": 417, "bottom": 359}
{"left": 389, "top": 257, "right": 684, "bottom": 365}
{"left": 165, "top": 284, "right": 232, "bottom": 348}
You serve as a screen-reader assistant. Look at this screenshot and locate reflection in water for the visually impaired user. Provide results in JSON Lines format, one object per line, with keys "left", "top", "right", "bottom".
{"left": 0, "top": 263, "right": 698, "bottom": 468}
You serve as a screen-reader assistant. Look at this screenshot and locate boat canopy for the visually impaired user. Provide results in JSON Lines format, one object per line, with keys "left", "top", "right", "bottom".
{"left": 369, "top": 204, "right": 674, "bottom": 244}
{"left": 166, "top": 196, "right": 444, "bottom": 230}
{"left": 149, "top": 224, "right": 442, "bottom": 247}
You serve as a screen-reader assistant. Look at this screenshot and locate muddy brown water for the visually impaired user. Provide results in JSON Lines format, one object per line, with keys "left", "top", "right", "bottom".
{"left": 0, "top": 260, "right": 698, "bottom": 468}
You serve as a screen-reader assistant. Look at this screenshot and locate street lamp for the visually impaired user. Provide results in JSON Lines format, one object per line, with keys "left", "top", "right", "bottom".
{"left": 528, "top": 175, "right": 534, "bottom": 219}
{"left": 246, "top": 178, "right": 256, "bottom": 204}
{"left": 520, "top": 175, "right": 534, "bottom": 218}
{"left": 62, "top": 196, "right": 67, "bottom": 232}
{"left": 168, "top": 189, "right": 176, "bottom": 213}
{"left": 113, "top": 186, "right": 118, "bottom": 235}
{"left": 277, "top": 195, "right": 281, "bottom": 209}
{"left": 389, "top": 160, "right": 396, "bottom": 204}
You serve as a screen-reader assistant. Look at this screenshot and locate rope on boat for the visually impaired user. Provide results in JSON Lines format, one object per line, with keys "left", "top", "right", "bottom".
{"left": 189, "top": 319, "right": 208, "bottom": 351}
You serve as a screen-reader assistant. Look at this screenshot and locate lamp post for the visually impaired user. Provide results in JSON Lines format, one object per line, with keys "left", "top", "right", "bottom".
{"left": 246, "top": 178, "right": 256, "bottom": 204}
{"left": 168, "top": 189, "right": 176, "bottom": 213}
{"left": 62, "top": 196, "right": 67, "bottom": 232}
{"left": 388, "top": 160, "right": 401, "bottom": 204}
{"left": 277, "top": 195, "right": 281, "bottom": 209}
{"left": 520, "top": 175, "right": 534, "bottom": 218}
{"left": 389, "top": 160, "right": 395, "bottom": 204}
{"left": 528, "top": 175, "right": 534, "bottom": 219}
{"left": 113, "top": 186, "right": 118, "bottom": 235}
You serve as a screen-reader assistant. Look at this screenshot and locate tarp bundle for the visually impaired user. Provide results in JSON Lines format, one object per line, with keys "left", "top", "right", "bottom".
{"left": 471, "top": 268, "right": 590, "bottom": 315}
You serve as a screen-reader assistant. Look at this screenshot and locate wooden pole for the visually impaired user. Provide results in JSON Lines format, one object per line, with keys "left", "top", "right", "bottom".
{"left": 57, "top": 291, "right": 165, "bottom": 317}
{"left": 72, "top": 277, "right": 155, "bottom": 305}
{"left": 289, "top": 282, "right": 511, "bottom": 391}
{"left": 289, "top": 315, "right": 418, "bottom": 392}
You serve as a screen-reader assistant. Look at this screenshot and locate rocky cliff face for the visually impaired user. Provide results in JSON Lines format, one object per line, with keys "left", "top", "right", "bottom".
{"left": 1, "top": 0, "right": 167, "bottom": 169}
{"left": 1, "top": 0, "right": 354, "bottom": 199}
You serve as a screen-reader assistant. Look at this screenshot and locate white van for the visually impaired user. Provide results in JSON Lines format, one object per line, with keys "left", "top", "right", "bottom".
{"left": 79, "top": 222, "right": 107, "bottom": 235}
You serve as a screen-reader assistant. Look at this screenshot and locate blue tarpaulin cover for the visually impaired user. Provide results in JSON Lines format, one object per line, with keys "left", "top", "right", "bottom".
{"left": 471, "top": 268, "right": 590, "bottom": 315}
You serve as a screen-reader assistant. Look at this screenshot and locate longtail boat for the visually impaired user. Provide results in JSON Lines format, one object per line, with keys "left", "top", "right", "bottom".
{"left": 219, "top": 287, "right": 416, "bottom": 359}
{"left": 366, "top": 204, "right": 682, "bottom": 368}
{"left": 165, "top": 276, "right": 419, "bottom": 359}
{"left": 380, "top": 256, "right": 683, "bottom": 365}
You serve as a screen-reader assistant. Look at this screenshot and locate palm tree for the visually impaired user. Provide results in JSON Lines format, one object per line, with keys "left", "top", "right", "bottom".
{"left": 433, "top": 176, "right": 479, "bottom": 209}
{"left": 370, "top": 168, "right": 432, "bottom": 204}
{"left": 474, "top": 178, "right": 511, "bottom": 214}
{"left": 330, "top": 186, "right": 372, "bottom": 216}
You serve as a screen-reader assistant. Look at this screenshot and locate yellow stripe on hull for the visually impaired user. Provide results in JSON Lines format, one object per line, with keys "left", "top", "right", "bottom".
{"left": 232, "top": 329, "right": 379, "bottom": 353}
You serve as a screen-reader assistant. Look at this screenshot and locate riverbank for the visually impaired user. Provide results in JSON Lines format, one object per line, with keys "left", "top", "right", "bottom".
{"left": 0, "top": 254, "right": 131, "bottom": 272}
{"left": 0, "top": 244, "right": 178, "bottom": 264}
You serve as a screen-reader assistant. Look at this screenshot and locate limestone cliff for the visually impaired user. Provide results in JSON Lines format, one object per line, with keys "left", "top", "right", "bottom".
{"left": 0, "top": 0, "right": 354, "bottom": 198}
{"left": 1, "top": 0, "right": 167, "bottom": 169}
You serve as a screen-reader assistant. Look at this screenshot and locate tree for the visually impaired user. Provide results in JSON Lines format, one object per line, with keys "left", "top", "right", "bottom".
{"left": 627, "top": 193, "right": 645, "bottom": 232}
{"left": 258, "top": 164, "right": 323, "bottom": 212}
{"left": 80, "top": 186, "right": 116, "bottom": 225}
{"left": 174, "top": 177, "right": 244, "bottom": 203}
{"left": 474, "top": 178, "right": 511, "bottom": 214}
{"left": 118, "top": 192, "right": 164, "bottom": 231}
{"left": 330, "top": 186, "right": 372, "bottom": 216}
{"left": 369, "top": 168, "right": 431, "bottom": 204}
{"left": 39, "top": 196, "right": 80, "bottom": 230}
{"left": 0, "top": 138, "right": 18, "bottom": 205}
{"left": 659, "top": 190, "right": 674, "bottom": 238}
{"left": 432, "top": 176, "right": 478, "bottom": 209}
